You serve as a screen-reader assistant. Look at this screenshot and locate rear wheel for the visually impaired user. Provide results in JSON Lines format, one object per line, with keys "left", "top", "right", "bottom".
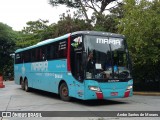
{"left": 59, "top": 82, "right": 70, "bottom": 101}
{"left": 24, "top": 79, "right": 30, "bottom": 92}
{"left": 21, "top": 79, "right": 25, "bottom": 90}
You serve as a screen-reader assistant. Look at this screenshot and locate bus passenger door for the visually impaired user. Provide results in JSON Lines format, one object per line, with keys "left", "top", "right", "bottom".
{"left": 74, "top": 52, "right": 83, "bottom": 81}
{"left": 70, "top": 35, "right": 84, "bottom": 98}
{"left": 74, "top": 52, "right": 85, "bottom": 99}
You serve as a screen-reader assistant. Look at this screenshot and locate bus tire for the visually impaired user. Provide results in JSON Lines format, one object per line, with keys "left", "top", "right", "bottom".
{"left": 59, "top": 82, "right": 70, "bottom": 101}
{"left": 20, "top": 79, "right": 25, "bottom": 90}
{"left": 24, "top": 79, "right": 30, "bottom": 92}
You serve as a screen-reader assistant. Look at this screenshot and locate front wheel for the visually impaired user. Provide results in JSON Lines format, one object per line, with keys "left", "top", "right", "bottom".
{"left": 59, "top": 82, "right": 70, "bottom": 101}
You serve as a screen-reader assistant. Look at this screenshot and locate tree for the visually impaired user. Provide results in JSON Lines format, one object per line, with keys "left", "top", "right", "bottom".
{"left": 16, "top": 19, "right": 50, "bottom": 48}
{"left": 0, "top": 23, "right": 16, "bottom": 76}
{"left": 22, "top": 19, "right": 49, "bottom": 35}
{"left": 118, "top": 0, "right": 160, "bottom": 90}
{"left": 16, "top": 15, "right": 93, "bottom": 48}
{"left": 119, "top": 0, "right": 160, "bottom": 65}
{"left": 49, "top": 0, "right": 119, "bottom": 23}
{"left": 91, "top": 2, "right": 124, "bottom": 32}
{"left": 15, "top": 32, "right": 40, "bottom": 48}
{"left": 50, "top": 12, "right": 93, "bottom": 37}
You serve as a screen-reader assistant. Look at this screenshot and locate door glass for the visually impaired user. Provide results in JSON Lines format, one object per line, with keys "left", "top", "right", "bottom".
{"left": 70, "top": 35, "right": 84, "bottom": 81}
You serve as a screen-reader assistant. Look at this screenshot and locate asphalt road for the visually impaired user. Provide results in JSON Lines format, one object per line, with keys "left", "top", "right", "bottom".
{"left": 0, "top": 81, "right": 159, "bottom": 120}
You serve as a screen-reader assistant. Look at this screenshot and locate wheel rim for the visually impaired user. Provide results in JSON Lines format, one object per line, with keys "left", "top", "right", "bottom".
{"left": 62, "top": 86, "right": 68, "bottom": 97}
{"left": 25, "top": 81, "right": 28, "bottom": 90}
{"left": 21, "top": 82, "right": 23, "bottom": 87}
{"left": 21, "top": 80, "right": 24, "bottom": 89}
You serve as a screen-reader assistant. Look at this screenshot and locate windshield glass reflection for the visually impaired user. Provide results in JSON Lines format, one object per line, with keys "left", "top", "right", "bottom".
{"left": 84, "top": 35, "right": 131, "bottom": 80}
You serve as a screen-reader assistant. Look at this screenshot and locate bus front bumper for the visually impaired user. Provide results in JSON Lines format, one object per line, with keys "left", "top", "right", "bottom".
{"left": 84, "top": 88, "right": 133, "bottom": 100}
{"left": 84, "top": 80, "right": 133, "bottom": 100}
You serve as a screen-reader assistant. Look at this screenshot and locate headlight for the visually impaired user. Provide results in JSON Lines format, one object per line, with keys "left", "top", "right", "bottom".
{"left": 127, "top": 85, "right": 133, "bottom": 90}
{"left": 88, "top": 86, "right": 101, "bottom": 92}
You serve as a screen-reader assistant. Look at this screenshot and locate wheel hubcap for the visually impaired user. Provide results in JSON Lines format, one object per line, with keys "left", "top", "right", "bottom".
{"left": 62, "top": 87, "right": 68, "bottom": 97}
{"left": 25, "top": 81, "right": 27, "bottom": 90}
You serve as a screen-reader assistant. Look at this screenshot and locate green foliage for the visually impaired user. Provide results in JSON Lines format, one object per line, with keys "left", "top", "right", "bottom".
{"left": 119, "top": 0, "right": 160, "bottom": 64}
{"left": 118, "top": 0, "right": 160, "bottom": 83}
{"left": 22, "top": 19, "right": 49, "bottom": 36}
{"left": 49, "top": 0, "right": 122, "bottom": 33}
{"left": 0, "top": 23, "right": 16, "bottom": 75}
{"left": 16, "top": 19, "right": 50, "bottom": 48}
{"left": 93, "top": 13, "right": 118, "bottom": 32}
{"left": 50, "top": 13, "right": 93, "bottom": 37}
{"left": 49, "top": 0, "right": 117, "bottom": 23}
{"left": 16, "top": 15, "right": 93, "bottom": 48}
{"left": 93, "top": 3, "right": 124, "bottom": 32}
{"left": 16, "top": 32, "right": 40, "bottom": 48}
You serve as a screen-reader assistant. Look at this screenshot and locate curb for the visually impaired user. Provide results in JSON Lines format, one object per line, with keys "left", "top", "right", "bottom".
{"left": 133, "top": 92, "right": 160, "bottom": 96}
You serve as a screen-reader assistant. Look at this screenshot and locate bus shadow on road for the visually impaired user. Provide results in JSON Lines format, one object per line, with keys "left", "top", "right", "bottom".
{"left": 19, "top": 88, "right": 129, "bottom": 106}
{"left": 18, "top": 88, "right": 60, "bottom": 100}
{"left": 71, "top": 98, "right": 129, "bottom": 106}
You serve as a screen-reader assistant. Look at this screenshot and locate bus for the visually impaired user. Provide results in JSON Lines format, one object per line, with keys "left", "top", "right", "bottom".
{"left": 14, "top": 31, "right": 133, "bottom": 101}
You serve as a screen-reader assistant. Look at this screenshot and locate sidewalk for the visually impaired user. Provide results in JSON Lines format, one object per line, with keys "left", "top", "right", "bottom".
{"left": 133, "top": 91, "right": 160, "bottom": 96}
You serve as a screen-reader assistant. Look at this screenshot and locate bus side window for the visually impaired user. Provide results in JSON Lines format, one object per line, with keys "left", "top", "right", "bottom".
{"left": 46, "top": 45, "right": 50, "bottom": 60}
{"left": 50, "top": 44, "right": 55, "bottom": 59}
{"left": 41, "top": 46, "right": 47, "bottom": 61}
{"left": 39, "top": 48, "right": 42, "bottom": 61}
{"left": 57, "top": 39, "right": 67, "bottom": 59}
{"left": 55, "top": 42, "right": 59, "bottom": 58}
{"left": 15, "top": 53, "right": 23, "bottom": 64}
{"left": 31, "top": 49, "right": 36, "bottom": 62}
{"left": 24, "top": 51, "right": 30, "bottom": 63}
{"left": 21, "top": 52, "right": 24, "bottom": 63}
{"left": 35, "top": 48, "right": 39, "bottom": 62}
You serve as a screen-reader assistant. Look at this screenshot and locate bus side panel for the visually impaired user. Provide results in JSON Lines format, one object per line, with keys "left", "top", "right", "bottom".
{"left": 14, "top": 64, "right": 26, "bottom": 85}
{"left": 32, "top": 59, "right": 83, "bottom": 99}
{"left": 27, "top": 60, "right": 68, "bottom": 92}
{"left": 64, "top": 75, "right": 85, "bottom": 100}
{"left": 14, "top": 59, "right": 82, "bottom": 99}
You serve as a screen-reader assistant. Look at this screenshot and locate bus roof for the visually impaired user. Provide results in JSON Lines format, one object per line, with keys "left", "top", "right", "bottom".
{"left": 15, "top": 31, "right": 125, "bottom": 53}
{"left": 71, "top": 31, "right": 125, "bottom": 38}
{"left": 15, "top": 33, "right": 70, "bottom": 53}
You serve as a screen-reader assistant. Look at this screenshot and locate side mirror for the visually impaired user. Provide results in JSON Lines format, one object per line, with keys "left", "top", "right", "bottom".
{"left": 10, "top": 53, "right": 15, "bottom": 59}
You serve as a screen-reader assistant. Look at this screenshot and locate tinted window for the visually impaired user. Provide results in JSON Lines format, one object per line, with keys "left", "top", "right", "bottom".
{"left": 15, "top": 53, "right": 23, "bottom": 64}
{"left": 57, "top": 40, "right": 67, "bottom": 59}
{"left": 15, "top": 39, "right": 68, "bottom": 64}
{"left": 24, "top": 51, "right": 31, "bottom": 63}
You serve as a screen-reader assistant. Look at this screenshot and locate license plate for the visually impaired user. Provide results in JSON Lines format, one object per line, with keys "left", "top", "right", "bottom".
{"left": 111, "top": 92, "right": 118, "bottom": 96}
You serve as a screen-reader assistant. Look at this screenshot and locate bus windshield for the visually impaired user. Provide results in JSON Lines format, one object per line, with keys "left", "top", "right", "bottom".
{"left": 84, "top": 35, "right": 132, "bottom": 80}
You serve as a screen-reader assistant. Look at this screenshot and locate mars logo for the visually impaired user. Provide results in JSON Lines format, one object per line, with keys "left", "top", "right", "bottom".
{"left": 31, "top": 61, "right": 48, "bottom": 71}
{"left": 96, "top": 38, "right": 121, "bottom": 45}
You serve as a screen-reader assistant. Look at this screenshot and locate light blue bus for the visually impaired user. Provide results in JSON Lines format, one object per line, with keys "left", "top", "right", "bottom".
{"left": 14, "top": 31, "right": 133, "bottom": 101}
